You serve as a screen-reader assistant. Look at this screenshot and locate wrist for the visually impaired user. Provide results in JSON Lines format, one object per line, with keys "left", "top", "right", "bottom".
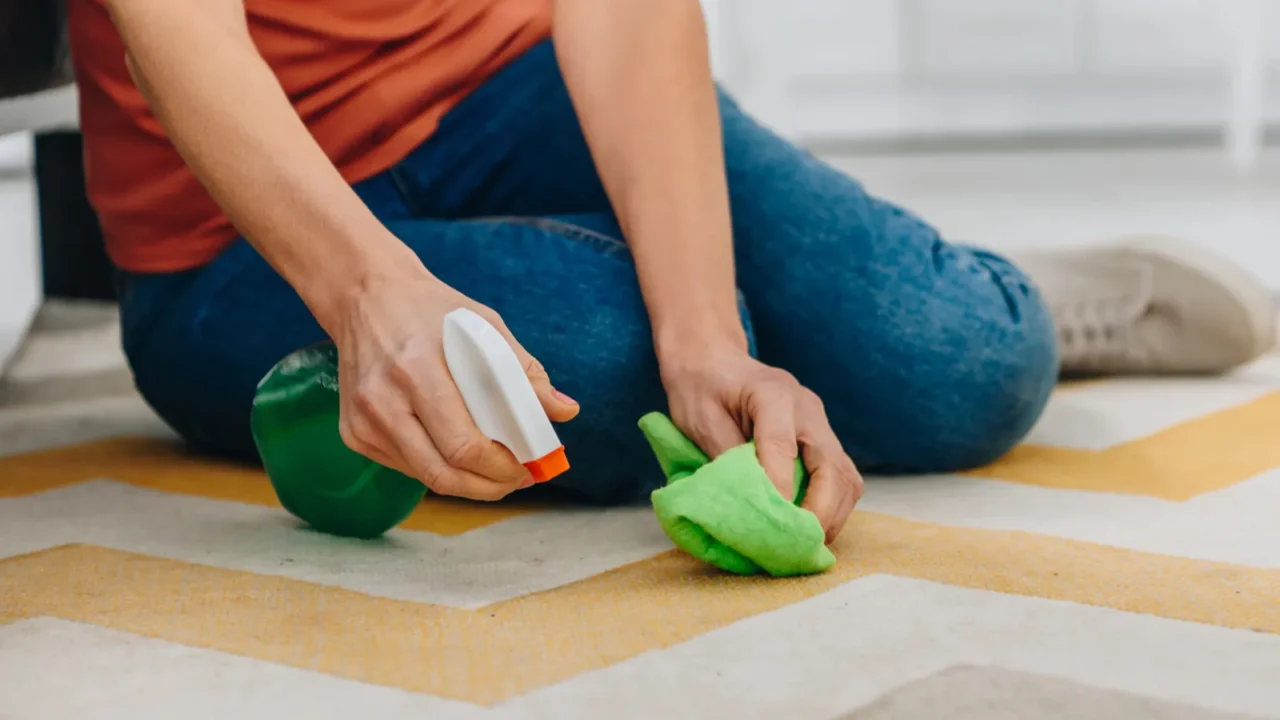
{"left": 653, "top": 311, "right": 750, "bottom": 371}
{"left": 300, "top": 233, "right": 430, "bottom": 336}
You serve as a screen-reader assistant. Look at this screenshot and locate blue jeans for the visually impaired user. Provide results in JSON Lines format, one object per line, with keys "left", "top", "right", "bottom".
{"left": 118, "top": 40, "right": 1059, "bottom": 505}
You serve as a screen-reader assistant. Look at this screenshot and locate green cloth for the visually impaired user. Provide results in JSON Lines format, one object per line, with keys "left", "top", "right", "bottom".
{"left": 638, "top": 412, "right": 837, "bottom": 577}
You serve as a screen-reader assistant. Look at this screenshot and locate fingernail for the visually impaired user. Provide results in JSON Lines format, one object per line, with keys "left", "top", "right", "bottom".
{"left": 518, "top": 476, "right": 536, "bottom": 490}
{"left": 554, "top": 388, "right": 578, "bottom": 406}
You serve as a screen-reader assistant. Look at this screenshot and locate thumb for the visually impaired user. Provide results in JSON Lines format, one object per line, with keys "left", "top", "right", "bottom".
{"left": 504, "top": 335, "right": 578, "bottom": 422}
{"left": 522, "top": 353, "right": 579, "bottom": 422}
{"left": 488, "top": 316, "right": 580, "bottom": 422}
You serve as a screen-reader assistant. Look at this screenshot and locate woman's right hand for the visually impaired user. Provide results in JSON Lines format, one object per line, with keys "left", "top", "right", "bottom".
{"left": 102, "top": 0, "right": 572, "bottom": 499}
{"left": 327, "top": 260, "right": 579, "bottom": 501}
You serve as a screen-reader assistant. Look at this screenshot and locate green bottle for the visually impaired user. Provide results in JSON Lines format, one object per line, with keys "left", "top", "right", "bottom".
{"left": 250, "top": 343, "right": 427, "bottom": 539}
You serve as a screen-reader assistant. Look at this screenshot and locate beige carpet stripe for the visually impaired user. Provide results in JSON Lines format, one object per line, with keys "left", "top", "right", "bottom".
{"left": 502, "top": 577, "right": 1280, "bottom": 720}
{"left": 1026, "top": 367, "right": 1280, "bottom": 450}
{"left": 860, "top": 469, "right": 1280, "bottom": 567}
{"left": 9, "top": 580, "right": 1280, "bottom": 720}
{"left": 966, "top": 391, "right": 1280, "bottom": 500}
{"left": 0, "top": 437, "right": 536, "bottom": 536}
{"left": 839, "top": 666, "right": 1267, "bottom": 720}
{"left": 0, "top": 366, "right": 136, "bottom": 408}
{"left": 3, "top": 512, "right": 1277, "bottom": 705}
{"left": 0, "top": 618, "right": 475, "bottom": 720}
{"left": 0, "top": 481, "right": 674, "bottom": 608}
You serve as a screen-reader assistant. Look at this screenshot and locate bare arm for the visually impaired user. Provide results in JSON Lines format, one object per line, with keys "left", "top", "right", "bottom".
{"left": 552, "top": 0, "right": 863, "bottom": 539}
{"left": 105, "top": 0, "right": 577, "bottom": 500}
{"left": 551, "top": 0, "right": 744, "bottom": 358}
{"left": 106, "top": 0, "right": 417, "bottom": 330}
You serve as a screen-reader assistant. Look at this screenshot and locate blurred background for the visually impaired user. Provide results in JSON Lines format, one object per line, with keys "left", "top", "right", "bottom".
{"left": 1, "top": 0, "right": 1278, "bottom": 370}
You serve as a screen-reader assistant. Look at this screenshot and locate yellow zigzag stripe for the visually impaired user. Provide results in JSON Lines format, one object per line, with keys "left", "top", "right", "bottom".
{"left": 3, "top": 512, "right": 1277, "bottom": 705}
{"left": 966, "top": 391, "right": 1280, "bottom": 500}
{"left": 0, "top": 437, "right": 536, "bottom": 535}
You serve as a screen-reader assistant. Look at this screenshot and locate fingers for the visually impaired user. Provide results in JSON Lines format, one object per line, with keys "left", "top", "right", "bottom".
{"left": 522, "top": 352, "right": 580, "bottom": 422}
{"left": 397, "top": 417, "right": 530, "bottom": 500}
{"left": 746, "top": 386, "right": 799, "bottom": 500}
{"left": 346, "top": 380, "right": 525, "bottom": 500}
{"left": 794, "top": 389, "right": 862, "bottom": 542}
{"left": 337, "top": 406, "right": 400, "bottom": 470}
{"left": 393, "top": 353, "right": 532, "bottom": 489}
{"left": 799, "top": 444, "right": 863, "bottom": 544}
{"left": 494, "top": 319, "right": 579, "bottom": 423}
{"left": 342, "top": 346, "right": 531, "bottom": 501}
{"left": 361, "top": 402, "right": 521, "bottom": 501}
{"left": 686, "top": 406, "right": 747, "bottom": 458}
{"left": 798, "top": 420, "right": 864, "bottom": 544}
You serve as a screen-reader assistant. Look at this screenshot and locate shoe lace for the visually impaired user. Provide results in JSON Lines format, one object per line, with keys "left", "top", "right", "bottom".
{"left": 1053, "top": 294, "right": 1152, "bottom": 372}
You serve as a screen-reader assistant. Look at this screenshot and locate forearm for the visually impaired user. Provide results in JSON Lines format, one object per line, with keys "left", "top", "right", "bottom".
{"left": 106, "top": 0, "right": 421, "bottom": 331}
{"left": 552, "top": 0, "right": 746, "bottom": 359}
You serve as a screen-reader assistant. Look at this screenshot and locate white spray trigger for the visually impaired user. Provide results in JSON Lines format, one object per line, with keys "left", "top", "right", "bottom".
{"left": 441, "top": 308, "right": 568, "bottom": 482}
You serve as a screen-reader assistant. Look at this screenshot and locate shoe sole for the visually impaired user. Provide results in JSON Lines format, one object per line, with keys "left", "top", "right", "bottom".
{"left": 1109, "top": 234, "right": 1278, "bottom": 361}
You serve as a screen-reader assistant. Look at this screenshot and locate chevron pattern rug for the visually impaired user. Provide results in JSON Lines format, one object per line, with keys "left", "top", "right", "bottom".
{"left": 2, "top": 301, "right": 1279, "bottom": 720}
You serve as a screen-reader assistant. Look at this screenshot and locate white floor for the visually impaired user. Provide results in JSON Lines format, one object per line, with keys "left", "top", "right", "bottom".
{"left": 832, "top": 146, "right": 1280, "bottom": 287}
{"left": 1, "top": 143, "right": 1277, "bottom": 370}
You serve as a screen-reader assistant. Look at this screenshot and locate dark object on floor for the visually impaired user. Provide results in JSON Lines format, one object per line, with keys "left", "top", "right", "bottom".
{"left": 36, "top": 131, "right": 115, "bottom": 301}
{"left": 0, "top": 0, "right": 70, "bottom": 99}
{"left": 3, "top": 0, "right": 112, "bottom": 301}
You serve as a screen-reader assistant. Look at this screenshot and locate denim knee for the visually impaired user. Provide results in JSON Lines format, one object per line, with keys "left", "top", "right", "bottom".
{"left": 813, "top": 254, "right": 1060, "bottom": 476}
{"left": 891, "top": 284, "right": 1059, "bottom": 473}
{"left": 932, "top": 311, "right": 1058, "bottom": 471}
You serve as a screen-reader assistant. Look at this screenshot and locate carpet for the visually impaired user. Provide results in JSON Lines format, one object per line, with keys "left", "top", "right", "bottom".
{"left": 2, "top": 301, "right": 1279, "bottom": 719}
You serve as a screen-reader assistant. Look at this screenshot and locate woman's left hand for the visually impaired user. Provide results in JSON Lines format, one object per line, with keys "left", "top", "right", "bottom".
{"left": 659, "top": 345, "right": 864, "bottom": 543}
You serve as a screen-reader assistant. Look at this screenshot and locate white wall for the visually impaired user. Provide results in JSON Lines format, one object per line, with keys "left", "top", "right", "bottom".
{"left": 714, "top": 0, "right": 1280, "bottom": 144}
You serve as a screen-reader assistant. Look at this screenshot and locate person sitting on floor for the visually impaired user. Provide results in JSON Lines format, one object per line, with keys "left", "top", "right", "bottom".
{"left": 69, "top": 0, "right": 1277, "bottom": 542}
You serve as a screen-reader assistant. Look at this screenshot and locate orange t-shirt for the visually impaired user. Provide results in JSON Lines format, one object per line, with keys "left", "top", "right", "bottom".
{"left": 66, "top": 0, "right": 552, "bottom": 273}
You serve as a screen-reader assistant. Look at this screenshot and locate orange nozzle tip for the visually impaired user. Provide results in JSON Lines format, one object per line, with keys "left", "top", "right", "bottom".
{"left": 524, "top": 446, "right": 569, "bottom": 484}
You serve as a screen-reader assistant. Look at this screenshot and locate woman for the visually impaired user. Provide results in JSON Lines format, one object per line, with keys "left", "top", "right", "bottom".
{"left": 68, "top": 0, "right": 1274, "bottom": 543}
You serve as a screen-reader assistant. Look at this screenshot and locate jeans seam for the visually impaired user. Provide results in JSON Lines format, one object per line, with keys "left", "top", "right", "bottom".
{"left": 472, "top": 216, "right": 632, "bottom": 259}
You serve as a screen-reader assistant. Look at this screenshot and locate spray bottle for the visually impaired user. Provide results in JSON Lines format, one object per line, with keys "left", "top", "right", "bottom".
{"left": 250, "top": 308, "right": 568, "bottom": 538}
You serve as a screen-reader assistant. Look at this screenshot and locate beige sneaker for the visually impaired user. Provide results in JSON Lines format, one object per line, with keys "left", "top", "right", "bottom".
{"left": 1015, "top": 236, "right": 1277, "bottom": 375}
